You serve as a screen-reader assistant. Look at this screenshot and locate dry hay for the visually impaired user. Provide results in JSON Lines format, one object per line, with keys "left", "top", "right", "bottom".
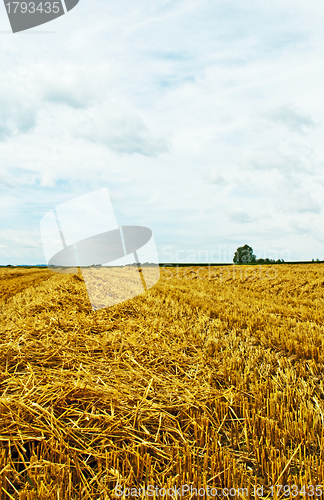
{"left": 0, "top": 264, "right": 324, "bottom": 498}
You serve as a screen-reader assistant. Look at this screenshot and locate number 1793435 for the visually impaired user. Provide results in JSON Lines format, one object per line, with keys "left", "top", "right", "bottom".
{"left": 270, "top": 485, "right": 323, "bottom": 496}
{"left": 5, "top": 2, "right": 60, "bottom": 14}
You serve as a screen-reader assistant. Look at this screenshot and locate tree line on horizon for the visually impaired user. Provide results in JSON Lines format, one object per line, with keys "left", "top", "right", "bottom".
{"left": 233, "top": 244, "right": 285, "bottom": 265}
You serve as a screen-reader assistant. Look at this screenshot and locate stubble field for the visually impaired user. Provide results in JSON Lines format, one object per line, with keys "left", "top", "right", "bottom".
{"left": 0, "top": 264, "right": 324, "bottom": 499}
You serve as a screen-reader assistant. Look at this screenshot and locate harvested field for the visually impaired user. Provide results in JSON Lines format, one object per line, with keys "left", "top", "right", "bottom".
{"left": 0, "top": 264, "right": 324, "bottom": 499}
{"left": 0, "top": 268, "right": 53, "bottom": 303}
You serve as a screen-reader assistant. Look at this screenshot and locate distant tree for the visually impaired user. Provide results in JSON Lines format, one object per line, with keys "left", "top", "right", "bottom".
{"left": 233, "top": 245, "right": 256, "bottom": 264}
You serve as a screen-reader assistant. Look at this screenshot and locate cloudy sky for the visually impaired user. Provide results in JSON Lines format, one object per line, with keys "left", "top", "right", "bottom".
{"left": 1, "top": 0, "right": 324, "bottom": 264}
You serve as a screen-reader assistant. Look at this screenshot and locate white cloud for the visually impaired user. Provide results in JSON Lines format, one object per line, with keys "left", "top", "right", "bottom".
{"left": 75, "top": 103, "right": 169, "bottom": 156}
{"left": 206, "top": 171, "right": 227, "bottom": 186}
{"left": 270, "top": 105, "right": 316, "bottom": 134}
{"left": 0, "top": 229, "right": 43, "bottom": 264}
{"left": 227, "top": 208, "right": 256, "bottom": 224}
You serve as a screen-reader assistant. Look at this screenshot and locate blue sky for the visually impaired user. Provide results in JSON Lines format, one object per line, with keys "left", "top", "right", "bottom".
{"left": 1, "top": 0, "right": 324, "bottom": 264}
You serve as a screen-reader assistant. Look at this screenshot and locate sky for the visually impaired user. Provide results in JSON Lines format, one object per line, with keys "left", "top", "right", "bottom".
{"left": 1, "top": 0, "right": 324, "bottom": 264}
